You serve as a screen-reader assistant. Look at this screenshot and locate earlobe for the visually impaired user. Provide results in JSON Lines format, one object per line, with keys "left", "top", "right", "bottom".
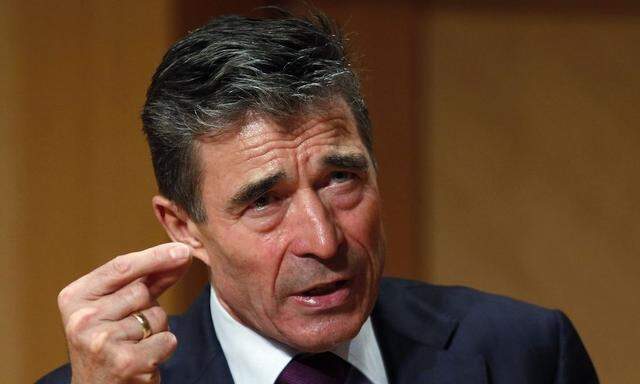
{"left": 151, "top": 195, "right": 212, "bottom": 266}
{"left": 185, "top": 221, "right": 212, "bottom": 267}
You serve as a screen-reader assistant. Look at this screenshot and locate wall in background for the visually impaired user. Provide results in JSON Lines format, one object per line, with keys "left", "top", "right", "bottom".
{"left": 2, "top": 1, "right": 638, "bottom": 382}
{"left": 2, "top": 1, "right": 176, "bottom": 382}
{"left": 420, "top": 4, "right": 640, "bottom": 383}
{"left": 1, "top": 1, "right": 24, "bottom": 381}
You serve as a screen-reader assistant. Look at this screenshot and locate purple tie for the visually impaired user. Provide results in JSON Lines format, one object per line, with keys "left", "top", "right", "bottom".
{"left": 276, "top": 352, "right": 352, "bottom": 384}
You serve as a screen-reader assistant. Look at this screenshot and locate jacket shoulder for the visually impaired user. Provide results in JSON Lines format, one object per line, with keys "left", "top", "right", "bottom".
{"left": 380, "top": 277, "right": 559, "bottom": 330}
{"left": 378, "top": 278, "right": 598, "bottom": 383}
{"left": 36, "top": 363, "right": 71, "bottom": 384}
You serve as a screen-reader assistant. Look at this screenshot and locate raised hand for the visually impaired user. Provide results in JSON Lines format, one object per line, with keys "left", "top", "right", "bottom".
{"left": 57, "top": 243, "right": 192, "bottom": 383}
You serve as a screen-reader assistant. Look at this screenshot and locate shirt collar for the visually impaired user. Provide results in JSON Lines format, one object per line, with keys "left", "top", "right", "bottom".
{"left": 209, "top": 286, "right": 389, "bottom": 384}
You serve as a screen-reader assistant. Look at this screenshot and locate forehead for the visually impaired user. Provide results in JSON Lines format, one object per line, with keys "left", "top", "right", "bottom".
{"left": 204, "top": 98, "right": 362, "bottom": 157}
{"left": 230, "top": 97, "right": 358, "bottom": 141}
{"left": 197, "top": 99, "right": 366, "bottom": 194}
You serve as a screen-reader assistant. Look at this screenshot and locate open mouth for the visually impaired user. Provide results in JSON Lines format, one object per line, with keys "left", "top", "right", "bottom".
{"left": 302, "top": 279, "right": 349, "bottom": 296}
{"left": 293, "top": 279, "right": 352, "bottom": 309}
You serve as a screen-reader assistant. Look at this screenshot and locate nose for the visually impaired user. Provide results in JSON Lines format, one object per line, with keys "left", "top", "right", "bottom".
{"left": 288, "top": 189, "right": 344, "bottom": 260}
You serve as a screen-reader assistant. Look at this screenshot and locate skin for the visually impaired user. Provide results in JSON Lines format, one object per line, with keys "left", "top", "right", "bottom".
{"left": 58, "top": 242, "right": 193, "bottom": 383}
{"left": 155, "top": 97, "right": 385, "bottom": 352}
{"left": 58, "top": 97, "right": 384, "bottom": 383}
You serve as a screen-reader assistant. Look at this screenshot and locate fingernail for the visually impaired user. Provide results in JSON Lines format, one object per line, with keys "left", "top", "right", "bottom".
{"left": 169, "top": 244, "right": 190, "bottom": 260}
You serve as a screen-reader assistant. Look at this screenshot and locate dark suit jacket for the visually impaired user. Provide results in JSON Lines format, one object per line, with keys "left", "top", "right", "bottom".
{"left": 38, "top": 278, "right": 598, "bottom": 383}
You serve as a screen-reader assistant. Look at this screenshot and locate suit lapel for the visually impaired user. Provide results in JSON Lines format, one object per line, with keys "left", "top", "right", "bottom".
{"left": 372, "top": 279, "right": 488, "bottom": 384}
{"left": 166, "top": 280, "right": 488, "bottom": 384}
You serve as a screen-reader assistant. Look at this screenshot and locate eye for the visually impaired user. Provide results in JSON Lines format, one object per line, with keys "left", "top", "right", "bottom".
{"left": 330, "top": 171, "right": 355, "bottom": 184}
{"left": 250, "top": 194, "right": 278, "bottom": 212}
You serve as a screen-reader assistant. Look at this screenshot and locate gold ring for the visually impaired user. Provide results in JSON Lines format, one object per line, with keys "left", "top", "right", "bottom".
{"left": 132, "top": 312, "right": 152, "bottom": 340}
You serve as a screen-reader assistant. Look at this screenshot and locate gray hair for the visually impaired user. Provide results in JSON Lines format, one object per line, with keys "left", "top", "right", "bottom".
{"left": 141, "top": 9, "right": 372, "bottom": 222}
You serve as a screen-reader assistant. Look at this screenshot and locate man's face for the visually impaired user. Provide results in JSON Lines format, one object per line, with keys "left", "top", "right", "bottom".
{"left": 193, "top": 98, "right": 384, "bottom": 352}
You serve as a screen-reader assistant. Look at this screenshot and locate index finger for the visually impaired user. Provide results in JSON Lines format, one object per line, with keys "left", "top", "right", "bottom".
{"left": 76, "top": 242, "right": 192, "bottom": 300}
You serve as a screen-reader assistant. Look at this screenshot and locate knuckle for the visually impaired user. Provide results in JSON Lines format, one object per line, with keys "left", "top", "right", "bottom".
{"left": 65, "top": 307, "right": 97, "bottom": 341}
{"left": 57, "top": 285, "right": 74, "bottom": 309}
{"left": 111, "top": 255, "right": 130, "bottom": 275}
{"left": 125, "top": 282, "right": 150, "bottom": 306}
{"left": 150, "top": 246, "right": 165, "bottom": 264}
{"left": 88, "top": 330, "right": 111, "bottom": 354}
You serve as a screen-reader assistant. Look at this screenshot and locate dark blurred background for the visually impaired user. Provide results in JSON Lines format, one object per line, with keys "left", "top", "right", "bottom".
{"left": 2, "top": 1, "right": 639, "bottom": 382}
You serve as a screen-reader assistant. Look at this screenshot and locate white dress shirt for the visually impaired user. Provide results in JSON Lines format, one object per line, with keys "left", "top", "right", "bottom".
{"left": 209, "top": 286, "right": 389, "bottom": 384}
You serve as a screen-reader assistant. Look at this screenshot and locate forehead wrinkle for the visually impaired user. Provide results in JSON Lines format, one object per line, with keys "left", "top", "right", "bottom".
{"left": 238, "top": 114, "right": 350, "bottom": 146}
{"left": 238, "top": 123, "right": 349, "bottom": 165}
{"left": 240, "top": 135, "right": 345, "bottom": 167}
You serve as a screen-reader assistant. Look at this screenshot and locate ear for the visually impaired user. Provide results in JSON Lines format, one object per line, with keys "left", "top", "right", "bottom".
{"left": 152, "top": 195, "right": 212, "bottom": 266}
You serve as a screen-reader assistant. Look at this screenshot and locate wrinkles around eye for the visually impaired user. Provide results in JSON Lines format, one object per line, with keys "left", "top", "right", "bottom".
{"left": 244, "top": 172, "right": 363, "bottom": 221}
{"left": 329, "top": 171, "right": 355, "bottom": 184}
{"left": 249, "top": 194, "right": 281, "bottom": 213}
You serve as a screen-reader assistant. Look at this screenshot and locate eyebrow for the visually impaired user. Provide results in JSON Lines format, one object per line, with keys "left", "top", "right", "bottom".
{"left": 228, "top": 170, "right": 286, "bottom": 210}
{"left": 226, "top": 153, "right": 368, "bottom": 211}
{"left": 322, "top": 152, "right": 369, "bottom": 171}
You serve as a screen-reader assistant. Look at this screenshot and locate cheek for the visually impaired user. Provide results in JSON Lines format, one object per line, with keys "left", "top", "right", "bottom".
{"left": 339, "top": 191, "right": 385, "bottom": 285}
{"left": 340, "top": 190, "right": 383, "bottom": 250}
{"left": 217, "top": 229, "right": 288, "bottom": 298}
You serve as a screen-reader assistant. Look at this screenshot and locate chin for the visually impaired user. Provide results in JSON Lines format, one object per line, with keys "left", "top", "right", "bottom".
{"left": 281, "top": 312, "right": 365, "bottom": 352}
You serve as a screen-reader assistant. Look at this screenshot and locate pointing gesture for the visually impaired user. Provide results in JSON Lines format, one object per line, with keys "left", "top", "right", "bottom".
{"left": 57, "top": 243, "right": 192, "bottom": 383}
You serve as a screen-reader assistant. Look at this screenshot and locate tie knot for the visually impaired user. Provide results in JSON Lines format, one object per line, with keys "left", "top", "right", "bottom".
{"left": 276, "top": 352, "right": 352, "bottom": 384}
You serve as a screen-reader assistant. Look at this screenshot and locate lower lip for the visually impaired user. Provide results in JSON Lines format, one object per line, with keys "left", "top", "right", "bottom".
{"left": 291, "top": 282, "right": 351, "bottom": 309}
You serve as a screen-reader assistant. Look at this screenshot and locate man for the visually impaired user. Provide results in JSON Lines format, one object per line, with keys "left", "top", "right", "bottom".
{"left": 39, "top": 9, "right": 598, "bottom": 384}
